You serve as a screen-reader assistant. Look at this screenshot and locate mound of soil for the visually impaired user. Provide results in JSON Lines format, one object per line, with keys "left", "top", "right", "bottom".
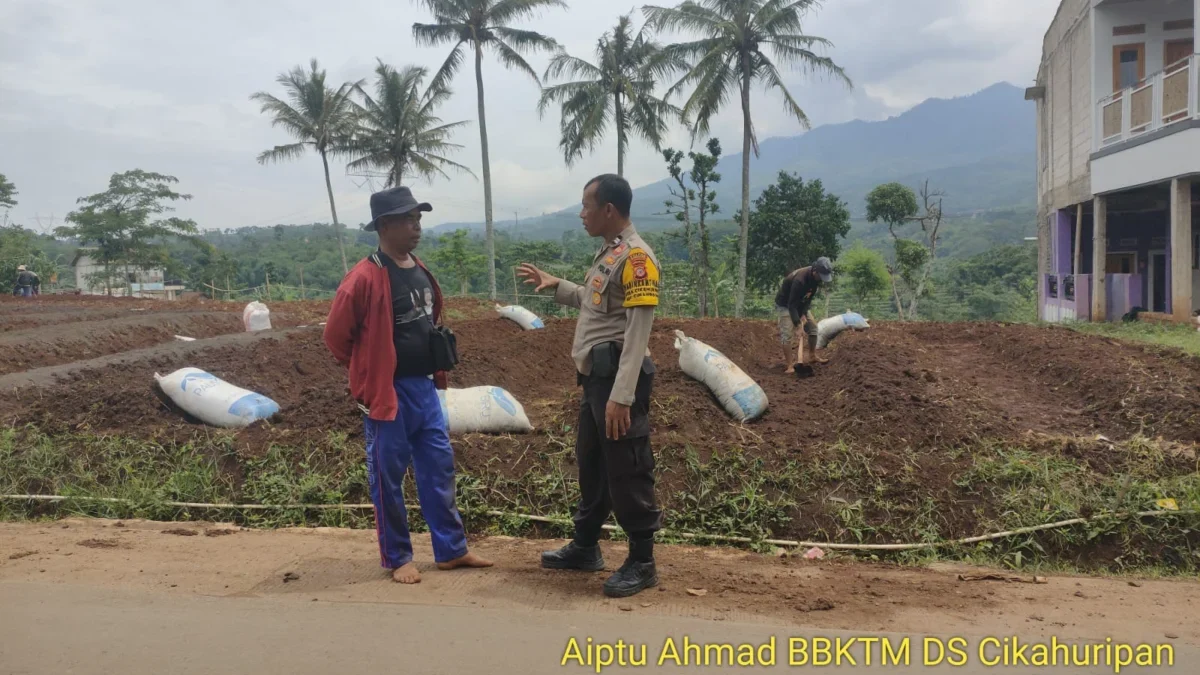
{"left": 6, "top": 311, "right": 1200, "bottom": 452}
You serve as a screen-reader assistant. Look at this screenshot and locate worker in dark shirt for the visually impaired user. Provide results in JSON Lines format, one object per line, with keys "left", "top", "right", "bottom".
{"left": 14, "top": 265, "right": 38, "bottom": 297}
{"left": 775, "top": 257, "right": 832, "bottom": 373}
{"left": 324, "top": 186, "right": 492, "bottom": 584}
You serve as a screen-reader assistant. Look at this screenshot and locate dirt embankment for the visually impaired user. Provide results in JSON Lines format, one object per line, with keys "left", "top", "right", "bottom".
{"left": 2, "top": 297, "right": 1199, "bottom": 558}
{"left": 6, "top": 308, "right": 1200, "bottom": 450}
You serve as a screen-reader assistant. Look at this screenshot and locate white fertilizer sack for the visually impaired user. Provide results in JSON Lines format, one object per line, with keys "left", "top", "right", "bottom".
{"left": 438, "top": 386, "right": 534, "bottom": 434}
{"left": 495, "top": 304, "right": 545, "bottom": 330}
{"left": 816, "top": 312, "right": 870, "bottom": 349}
{"left": 243, "top": 301, "right": 272, "bottom": 332}
{"left": 673, "top": 330, "right": 768, "bottom": 422}
{"left": 154, "top": 367, "right": 280, "bottom": 428}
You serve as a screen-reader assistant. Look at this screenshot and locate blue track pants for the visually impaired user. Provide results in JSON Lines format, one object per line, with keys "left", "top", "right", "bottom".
{"left": 364, "top": 376, "right": 468, "bottom": 568}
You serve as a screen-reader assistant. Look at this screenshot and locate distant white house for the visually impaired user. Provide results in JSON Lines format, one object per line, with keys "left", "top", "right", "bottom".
{"left": 70, "top": 248, "right": 184, "bottom": 299}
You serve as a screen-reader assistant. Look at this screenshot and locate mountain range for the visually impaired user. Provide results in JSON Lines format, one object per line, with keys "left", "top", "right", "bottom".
{"left": 433, "top": 82, "right": 1035, "bottom": 240}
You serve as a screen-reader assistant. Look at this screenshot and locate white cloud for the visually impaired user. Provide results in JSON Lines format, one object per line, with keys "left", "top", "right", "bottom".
{"left": 0, "top": 0, "right": 1059, "bottom": 231}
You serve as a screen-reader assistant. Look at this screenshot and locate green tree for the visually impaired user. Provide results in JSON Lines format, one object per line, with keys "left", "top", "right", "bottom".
{"left": 643, "top": 0, "right": 850, "bottom": 317}
{"left": 251, "top": 59, "right": 361, "bottom": 275}
{"left": 0, "top": 173, "right": 17, "bottom": 211}
{"left": 838, "top": 242, "right": 889, "bottom": 310}
{"left": 345, "top": 60, "right": 473, "bottom": 188}
{"left": 865, "top": 182, "right": 918, "bottom": 229}
{"left": 537, "top": 13, "right": 685, "bottom": 176}
{"left": 866, "top": 182, "right": 919, "bottom": 319}
{"left": 866, "top": 181, "right": 945, "bottom": 318}
{"left": 429, "top": 229, "right": 486, "bottom": 295}
{"left": 662, "top": 137, "right": 721, "bottom": 315}
{"left": 56, "top": 170, "right": 200, "bottom": 296}
{"left": 413, "top": 0, "right": 566, "bottom": 300}
{"left": 743, "top": 171, "right": 850, "bottom": 294}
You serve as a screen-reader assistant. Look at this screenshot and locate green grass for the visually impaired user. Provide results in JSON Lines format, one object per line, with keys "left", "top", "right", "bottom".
{"left": 1, "top": 425, "right": 1198, "bottom": 574}
{"left": 1063, "top": 319, "right": 1200, "bottom": 356}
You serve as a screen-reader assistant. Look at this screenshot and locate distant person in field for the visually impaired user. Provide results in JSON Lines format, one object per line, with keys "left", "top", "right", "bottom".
{"left": 776, "top": 257, "right": 833, "bottom": 373}
{"left": 323, "top": 186, "right": 492, "bottom": 584}
{"left": 13, "top": 265, "right": 38, "bottom": 297}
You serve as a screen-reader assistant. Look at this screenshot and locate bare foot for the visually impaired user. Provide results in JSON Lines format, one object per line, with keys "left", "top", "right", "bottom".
{"left": 391, "top": 562, "right": 421, "bottom": 584}
{"left": 814, "top": 356, "right": 829, "bottom": 364}
{"left": 784, "top": 365, "right": 796, "bottom": 374}
{"left": 436, "top": 551, "right": 494, "bottom": 571}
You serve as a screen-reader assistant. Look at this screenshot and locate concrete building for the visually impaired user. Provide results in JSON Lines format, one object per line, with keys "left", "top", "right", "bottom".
{"left": 70, "top": 249, "right": 184, "bottom": 299}
{"left": 1031, "top": 0, "right": 1199, "bottom": 322}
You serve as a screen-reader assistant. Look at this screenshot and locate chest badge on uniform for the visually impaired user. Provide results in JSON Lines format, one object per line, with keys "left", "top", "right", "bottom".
{"left": 605, "top": 255, "right": 616, "bottom": 265}
{"left": 591, "top": 275, "right": 603, "bottom": 289}
{"left": 591, "top": 291, "right": 602, "bottom": 305}
{"left": 613, "top": 244, "right": 628, "bottom": 255}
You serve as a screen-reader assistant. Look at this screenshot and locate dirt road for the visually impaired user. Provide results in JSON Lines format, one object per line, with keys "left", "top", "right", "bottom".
{"left": 1, "top": 519, "right": 1195, "bottom": 673}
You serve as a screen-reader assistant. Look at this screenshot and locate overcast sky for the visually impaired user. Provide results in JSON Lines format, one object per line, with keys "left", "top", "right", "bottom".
{"left": 1, "top": 0, "right": 1059, "bottom": 234}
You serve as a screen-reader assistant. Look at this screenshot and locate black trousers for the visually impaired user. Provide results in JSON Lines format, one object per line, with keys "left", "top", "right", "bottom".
{"left": 572, "top": 356, "right": 662, "bottom": 543}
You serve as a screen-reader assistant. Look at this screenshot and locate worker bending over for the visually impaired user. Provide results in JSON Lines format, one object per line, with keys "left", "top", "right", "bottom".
{"left": 775, "top": 257, "right": 832, "bottom": 373}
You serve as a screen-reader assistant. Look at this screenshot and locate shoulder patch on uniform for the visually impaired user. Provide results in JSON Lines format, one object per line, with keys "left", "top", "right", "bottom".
{"left": 621, "top": 248, "right": 660, "bottom": 308}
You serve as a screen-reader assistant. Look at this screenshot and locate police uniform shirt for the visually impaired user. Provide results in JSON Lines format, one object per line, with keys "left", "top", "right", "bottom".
{"left": 553, "top": 225, "right": 660, "bottom": 406}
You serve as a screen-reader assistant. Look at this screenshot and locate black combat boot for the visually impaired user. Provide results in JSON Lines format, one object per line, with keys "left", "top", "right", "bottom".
{"left": 602, "top": 535, "right": 657, "bottom": 597}
{"left": 540, "top": 540, "right": 605, "bottom": 571}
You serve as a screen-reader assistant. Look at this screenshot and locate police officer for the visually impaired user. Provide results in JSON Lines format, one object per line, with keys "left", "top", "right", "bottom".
{"left": 517, "top": 173, "right": 661, "bottom": 598}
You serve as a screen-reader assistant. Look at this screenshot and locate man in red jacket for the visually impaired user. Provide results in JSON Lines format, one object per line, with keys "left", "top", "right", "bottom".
{"left": 324, "top": 186, "right": 491, "bottom": 584}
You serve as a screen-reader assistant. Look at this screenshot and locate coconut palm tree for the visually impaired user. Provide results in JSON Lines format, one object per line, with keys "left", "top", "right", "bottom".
{"left": 413, "top": 0, "right": 566, "bottom": 300}
{"left": 344, "top": 59, "right": 474, "bottom": 188}
{"left": 642, "top": 0, "right": 850, "bottom": 316}
{"left": 537, "top": 13, "right": 687, "bottom": 176}
{"left": 251, "top": 59, "right": 361, "bottom": 275}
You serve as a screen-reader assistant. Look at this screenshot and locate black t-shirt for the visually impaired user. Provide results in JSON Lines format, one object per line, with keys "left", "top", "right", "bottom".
{"left": 380, "top": 252, "right": 436, "bottom": 377}
{"left": 775, "top": 266, "right": 821, "bottom": 325}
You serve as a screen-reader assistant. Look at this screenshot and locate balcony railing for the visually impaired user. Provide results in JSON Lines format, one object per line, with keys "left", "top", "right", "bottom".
{"left": 1097, "top": 54, "right": 1199, "bottom": 150}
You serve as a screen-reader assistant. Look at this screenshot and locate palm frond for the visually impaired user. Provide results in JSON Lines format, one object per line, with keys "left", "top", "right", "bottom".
{"left": 489, "top": 0, "right": 569, "bottom": 26}
{"left": 428, "top": 40, "right": 468, "bottom": 93}
{"left": 557, "top": 87, "right": 612, "bottom": 166}
{"left": 538, "top": 79, "right": 605, "bottom": 116}
{"left": 763, "top": 38, "right": 851, "bottom": 86}
{"left": 679, "top": 52, "right": 737, "bottom": 143}
{"left": 489, "top": 39, "right": 542, "bottom": 85}
{"left": 642, "top": 3, "right": 725, "bottom": 36}
{"left": 256, "top": 143, "right": 309, "bottom": 165}
{"left": 412, "top": 20, "right": 468, "bottom": 48}
{"left": 491, "top": 26, "right": 561, "bottom": 53}
{"left": 753, "top": 54, "right": 809, "bottom": 129}
{"left": 543, "top": 53, "right": 602, "bottom": 81}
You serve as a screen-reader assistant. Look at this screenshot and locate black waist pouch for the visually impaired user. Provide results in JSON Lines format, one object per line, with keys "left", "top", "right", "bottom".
{"left": 590, "top": 342, "right": 621, "bottom": 378}
{"left": 429, "top": 324, "right": 459, "bottom": 372}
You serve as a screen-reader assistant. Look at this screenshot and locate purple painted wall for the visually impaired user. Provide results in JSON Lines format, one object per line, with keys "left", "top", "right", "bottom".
{"left": 1054, "top": 210, "right": 1073, "bottom": 275}
{"left": 1107, "top": 274, "right": 1143, "bottom": 319}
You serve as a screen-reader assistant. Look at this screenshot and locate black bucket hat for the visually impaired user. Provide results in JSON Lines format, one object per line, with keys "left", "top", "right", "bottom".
{"left": 365, "top": 186, "right": 432, "bottom": 232}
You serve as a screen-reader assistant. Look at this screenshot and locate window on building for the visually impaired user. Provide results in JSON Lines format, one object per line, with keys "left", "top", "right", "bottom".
{"left": 1113, "top": 44, "right": 1145, "bottom": 92}
{"left": 1193, "top": 232, "right": 1199, "bottom": 270}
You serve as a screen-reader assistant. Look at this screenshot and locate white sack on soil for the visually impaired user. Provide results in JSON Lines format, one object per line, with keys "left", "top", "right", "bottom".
{"left": 154, "top": 367, "right": 280, "bottom": 428}
{"left": 673, "top": 330, "right": 768, "bottom": 422}
{"left": 816, "top": 312, "right": 870, "bottom": 349}
{"left": 243, "top": 301, "right": 272, "bottom": 332}
{"left": 438, "top": 386, "right": 534, "bottom": 434}
{"left": 495, "top": 304, "right": 545, "bottom": 330}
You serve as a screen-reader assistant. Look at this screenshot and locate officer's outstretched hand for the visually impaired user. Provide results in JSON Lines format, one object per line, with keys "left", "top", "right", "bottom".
{"left": 606, "top": 401, "right": 631, "bottom": 440}
{"left": 517, "top": 263, "right": 560, "bottom": 292}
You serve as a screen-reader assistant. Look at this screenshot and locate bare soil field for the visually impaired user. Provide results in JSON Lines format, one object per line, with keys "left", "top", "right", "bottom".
{"left": 1, "top": 294, "right": 1197, "bottom": 568}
